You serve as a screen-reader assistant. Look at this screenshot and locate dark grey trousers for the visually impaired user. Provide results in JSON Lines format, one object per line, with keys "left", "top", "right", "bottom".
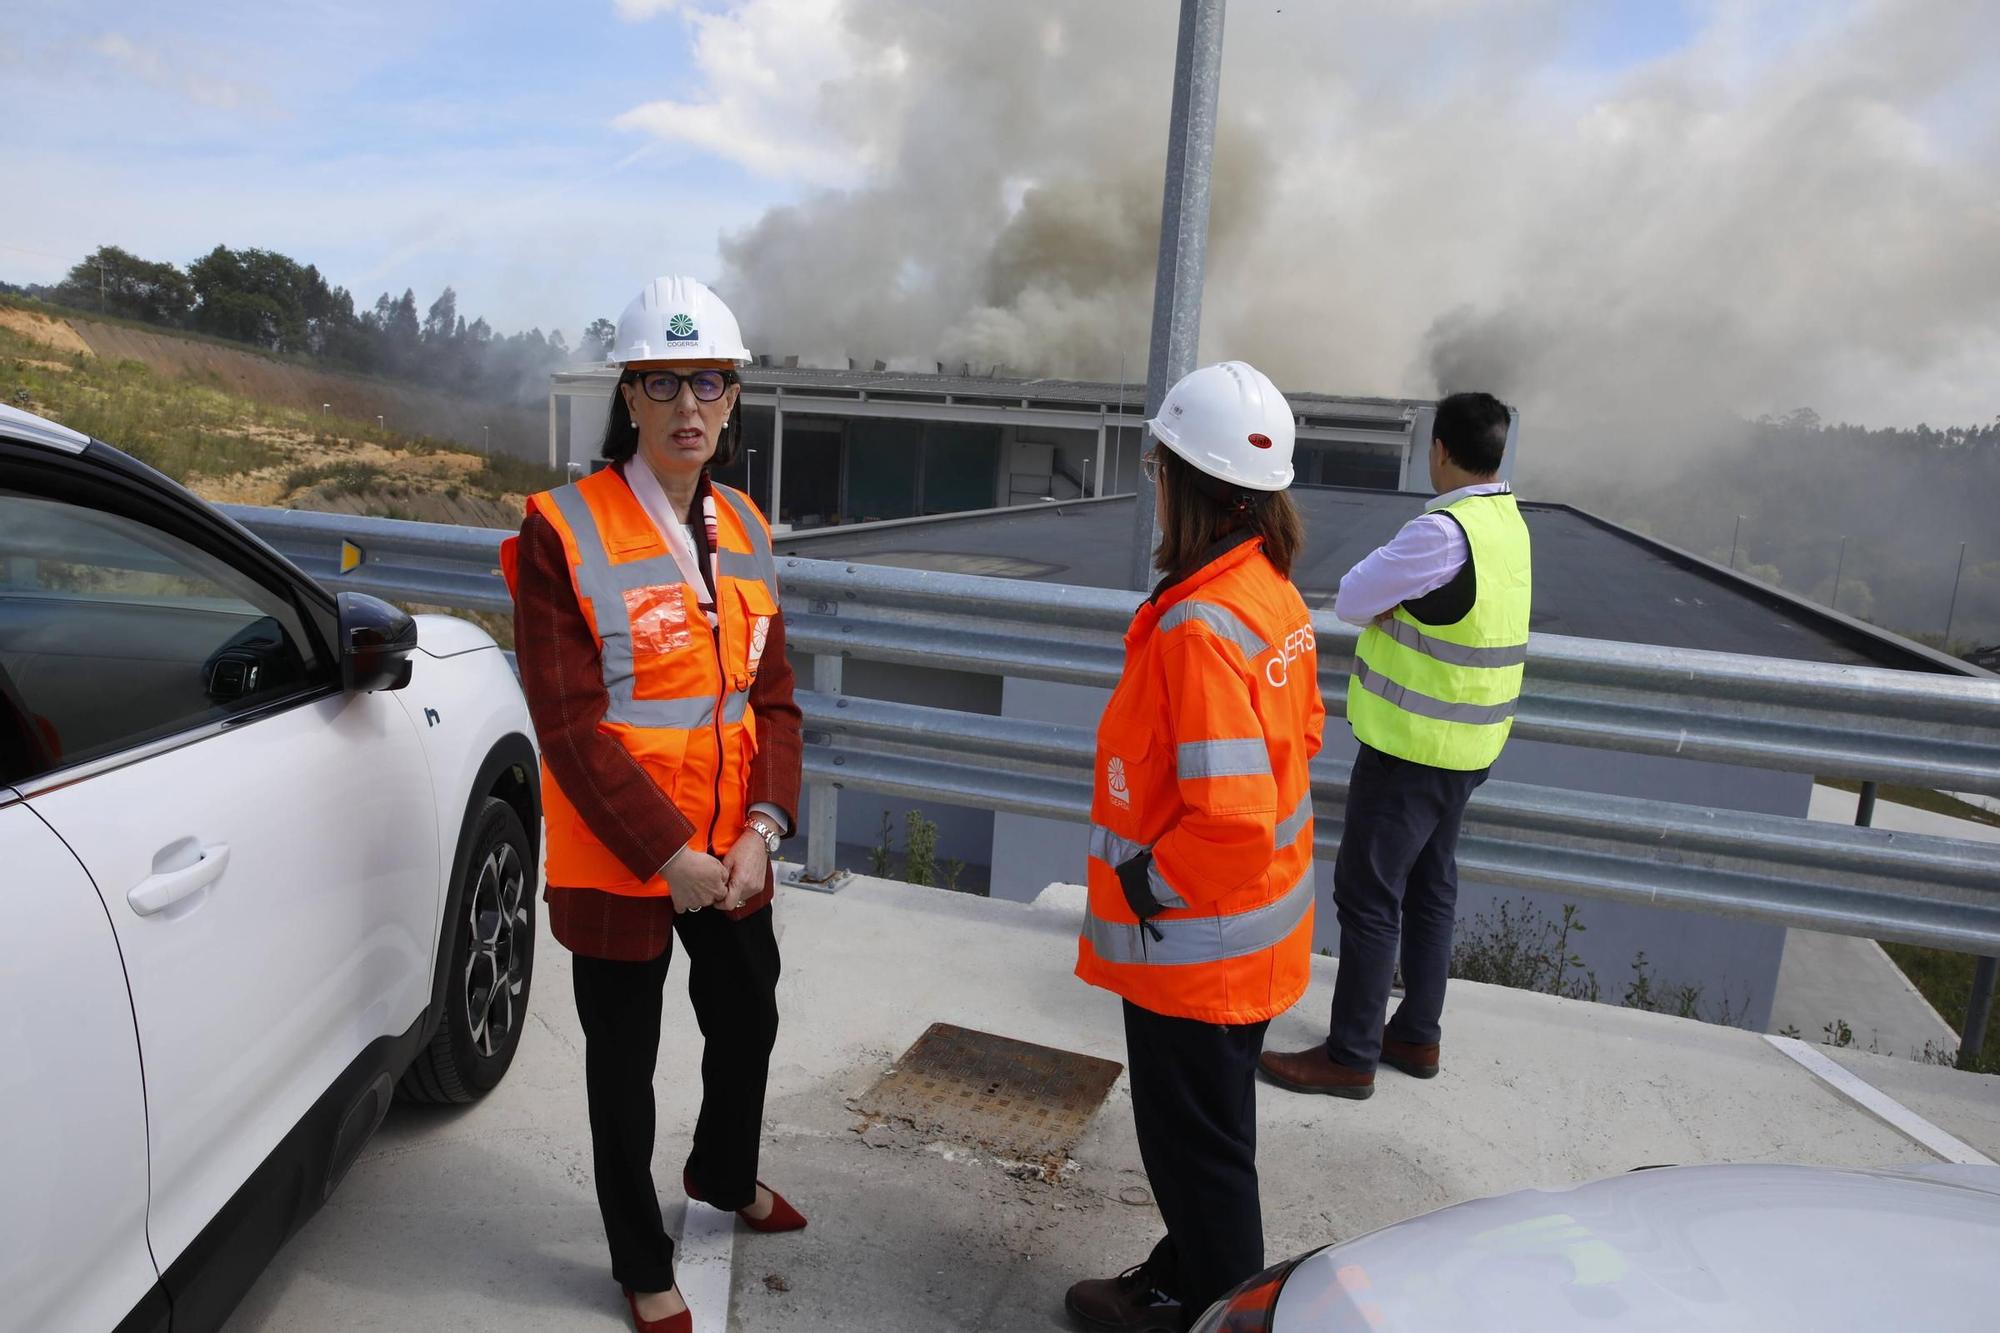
{"left": 1326, "top": 742, "right": 1488, "bottom": 1071}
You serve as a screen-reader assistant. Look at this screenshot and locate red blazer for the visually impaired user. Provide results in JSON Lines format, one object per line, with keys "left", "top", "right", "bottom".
{"left": 512, "top": 501, "right": 803, "bottom": 961}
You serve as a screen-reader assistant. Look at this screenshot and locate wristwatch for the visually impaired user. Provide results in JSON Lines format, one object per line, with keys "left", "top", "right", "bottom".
{"left": 746, "top": 815, "right": 782, "bottom": 856}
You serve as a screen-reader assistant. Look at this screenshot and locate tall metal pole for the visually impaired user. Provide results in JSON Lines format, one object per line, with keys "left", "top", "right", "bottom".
{"left": 1128, "top": 0, "right": 1227, "bottom": 590}
{"left": 1830, "top": 535, "right": 1847, "bottom": 611}
{"left": 1727, "top": 515, "right": 1744, "bottom": 570}
{"left": 1943, "top": 540, "right": 1969, "bottom": 648}
{"left": 1965, "top": 957, "right": 1997, "bottom": 1070}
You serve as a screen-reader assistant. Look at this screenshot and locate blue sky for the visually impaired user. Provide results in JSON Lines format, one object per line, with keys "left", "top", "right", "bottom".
{"left": 0, "top": 0, "right": 783, "bottom": 341}
{"left": 0, "top": 0, "right": 1779, "bottom": 349}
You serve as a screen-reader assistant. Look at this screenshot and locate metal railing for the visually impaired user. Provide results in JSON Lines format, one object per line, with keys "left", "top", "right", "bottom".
{"left": 223, "top": 505, "right": 2000, "bottom": 1051}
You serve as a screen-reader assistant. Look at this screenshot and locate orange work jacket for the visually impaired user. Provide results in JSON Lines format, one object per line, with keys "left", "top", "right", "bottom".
{"left": 501, "top": 467, "right": 781, "bottom": 896}
{"left": 1075, "top": 534, "right": 1326, "bottom": 1025}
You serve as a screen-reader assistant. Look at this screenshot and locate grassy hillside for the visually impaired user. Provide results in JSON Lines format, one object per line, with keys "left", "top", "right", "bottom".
{"left": 2, "top": 302, "right": 561, "bottom": 523}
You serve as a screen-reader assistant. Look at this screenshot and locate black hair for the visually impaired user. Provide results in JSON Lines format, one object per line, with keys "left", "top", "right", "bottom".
{"left": 599, "top": 368, "right": 743, "bottom": 469}
{"left": 1433, "top": 391, "right": 1511, "bottom": 475}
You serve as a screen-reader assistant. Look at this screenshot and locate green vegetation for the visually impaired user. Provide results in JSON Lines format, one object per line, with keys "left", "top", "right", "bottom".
{"left": 1876, "top": 943, "right": 1998, "bottom": 1073}
{"left": 18, "top": 242, "right": 597, "bottom": 406}
{"left": 2, "top": 321, "right": 285, "bottom": 478}
{"left": 902, "top": 809, "right": 940, "bottom": 888}
{"left": 285, "top": 461, "right": 388, "bottom": 497}
{"left": 1817, "top": 777, "right": 2000, "bottom": 831}
{"left": 1451, "top": 899, "right": 1748, "bottom": 1025}
{"left": 1450, "top": 899, "right": 1601, "bottom": 1003}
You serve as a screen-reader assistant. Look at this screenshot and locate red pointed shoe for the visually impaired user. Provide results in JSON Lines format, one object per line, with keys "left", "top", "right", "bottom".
{"left": 624, "top": 1289, "right": 692, "bottom": 1333}
{"left": 684, "top": 1166, "right": 809, "bottom": 1233}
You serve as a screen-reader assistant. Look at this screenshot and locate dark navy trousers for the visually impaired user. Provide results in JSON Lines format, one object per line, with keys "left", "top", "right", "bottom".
{"left": 1325, "top": 742, "right": 1489, "bottom": 1071}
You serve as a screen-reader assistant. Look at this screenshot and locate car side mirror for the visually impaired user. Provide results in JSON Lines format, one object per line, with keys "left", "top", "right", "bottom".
{"left": 337, "top": 592, "right": 417, "bottom": 692}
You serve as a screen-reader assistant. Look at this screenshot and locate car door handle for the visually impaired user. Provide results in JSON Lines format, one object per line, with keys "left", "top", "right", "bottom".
{"left": 128, "top": 844, "right": 231, "bottom": 917}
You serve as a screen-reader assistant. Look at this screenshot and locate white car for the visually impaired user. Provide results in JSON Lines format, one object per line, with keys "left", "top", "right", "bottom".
{"left": 0, "top": 403, "right": 541, "bottom": 1333}
{"left": 1192, "top": 1162, "right": 2000, "bottom": 1331}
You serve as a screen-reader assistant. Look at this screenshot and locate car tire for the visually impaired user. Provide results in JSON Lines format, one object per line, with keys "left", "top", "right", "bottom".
{"left": 399, "top": 797, "right": 536, "bottom": 1104}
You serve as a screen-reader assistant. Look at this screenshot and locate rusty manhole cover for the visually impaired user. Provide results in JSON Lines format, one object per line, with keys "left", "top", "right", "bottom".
{"left": 858, "top": 1023, "right": 1123, "bottom": 1160}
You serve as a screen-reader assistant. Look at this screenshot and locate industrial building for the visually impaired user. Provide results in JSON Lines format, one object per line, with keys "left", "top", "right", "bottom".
{"left": 547, "top": 365, "right": 1501, "bottom": 527}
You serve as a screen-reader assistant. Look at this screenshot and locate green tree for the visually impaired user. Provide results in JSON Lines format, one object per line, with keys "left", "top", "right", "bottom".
{"left": 55, "top": 245, "right": 194, "bottom": 325}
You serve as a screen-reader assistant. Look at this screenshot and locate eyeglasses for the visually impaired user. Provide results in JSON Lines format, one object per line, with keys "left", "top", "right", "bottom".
{"left": 635, "top": 369, "right": 734, "bottom": 403}
{"left": 1141, "top": 452, "right": 1163, "bottom": 483}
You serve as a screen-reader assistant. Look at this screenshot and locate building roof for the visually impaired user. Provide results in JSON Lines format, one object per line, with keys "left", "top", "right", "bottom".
{"left": 552, "top": 364, "right": 1427, "bottom": 431}
{"left": 774, "top": 488, "right": 1976, "bottom": 674}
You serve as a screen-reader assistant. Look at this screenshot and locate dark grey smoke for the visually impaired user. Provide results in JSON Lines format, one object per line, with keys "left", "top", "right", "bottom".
{"left": 691, "top": 0, "right": 2000, "bottom": 641}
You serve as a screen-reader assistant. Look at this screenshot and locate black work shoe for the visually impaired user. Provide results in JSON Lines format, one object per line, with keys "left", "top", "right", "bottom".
{"left": 1065, "top": 1264, "right": 1183, "bottom": 1331}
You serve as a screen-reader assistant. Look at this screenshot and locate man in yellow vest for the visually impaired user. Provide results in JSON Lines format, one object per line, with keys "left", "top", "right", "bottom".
{"left": 1261, "top": 392, "right": 1531, "bottom": 1099}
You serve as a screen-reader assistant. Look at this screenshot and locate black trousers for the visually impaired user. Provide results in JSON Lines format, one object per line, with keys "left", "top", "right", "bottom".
{"left": 570, "top": 905, "right": 781, "bottom": 1293}
{"left": 1124, "top": 999, "right": 1269, "bottom": 1327}
{"left": 1326, "top": 742, "right": 1488, "bottom": 1071}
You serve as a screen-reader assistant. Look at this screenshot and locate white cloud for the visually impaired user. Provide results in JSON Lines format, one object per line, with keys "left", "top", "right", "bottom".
{"left": 611, "top": 0, "right": 896, "bottom": 185}
{"left": 614, "top": 0, "right": 693, "bottom": 18}
{"left": 90, "top": 31, "right": 271, "bottom": 112}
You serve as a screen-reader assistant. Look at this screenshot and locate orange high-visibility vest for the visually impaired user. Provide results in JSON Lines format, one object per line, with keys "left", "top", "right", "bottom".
{"left": 1075, "top": 536, "right": 1326, "bottom": 1025}
{"left": 501, "top": 467, "right": 781, "bottom": 896}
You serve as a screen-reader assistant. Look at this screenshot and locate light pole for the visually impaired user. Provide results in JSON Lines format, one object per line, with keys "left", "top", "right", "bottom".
{"left": 483, "top": 425, "right": 490, "bottom": 455}
{"left": 321, "top": 402, "right": 329, "bottom": 417}
{"left": 1943, "top": 540, "right": 1969, "bottom": 647}
{"left": 376, "top": 414, "right": 384, "bottom": 432}
{"left": 1128, "top": 0, "right": 1227, "bottom": 590}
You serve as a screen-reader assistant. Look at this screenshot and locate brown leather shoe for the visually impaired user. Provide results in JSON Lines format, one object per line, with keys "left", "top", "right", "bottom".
{"left": 1258, "top": 1046, "right": 1375, "bottom": 1099}
{"left": 1382, "top": 1033, "right": 1440, "bottom": 1079}
{"left": 1065, "top": 1265, "right": 1182, "bottom": 1331}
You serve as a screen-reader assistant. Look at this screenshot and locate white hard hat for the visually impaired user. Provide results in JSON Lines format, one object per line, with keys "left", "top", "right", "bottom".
{"left": 1147, "top": 360, "right": 1296, "bottom": 492}
{"left": 609, "top": 276, "right": 752, "bottom": 367}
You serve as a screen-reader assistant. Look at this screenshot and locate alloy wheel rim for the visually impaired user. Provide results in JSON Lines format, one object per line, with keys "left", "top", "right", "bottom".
{"left": 464, "top": 841, "right": 527, "bottom": 1058}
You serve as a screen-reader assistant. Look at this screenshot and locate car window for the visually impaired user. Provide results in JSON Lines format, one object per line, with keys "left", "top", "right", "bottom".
{"left": 0, "top": 490, "right": 326, "bottom": 779}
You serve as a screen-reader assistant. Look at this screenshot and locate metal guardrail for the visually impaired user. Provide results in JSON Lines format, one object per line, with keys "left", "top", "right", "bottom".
{"left": 222, "top": 505, "right": 2000, "bottom": 971}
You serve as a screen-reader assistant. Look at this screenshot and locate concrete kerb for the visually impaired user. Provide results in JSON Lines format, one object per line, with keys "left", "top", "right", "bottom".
{"left": 224, "top": 874, "right": 2000, "bottom": 1333}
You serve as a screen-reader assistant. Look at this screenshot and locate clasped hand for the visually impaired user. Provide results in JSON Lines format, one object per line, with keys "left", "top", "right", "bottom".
{"left": 665, "top": 829, "right": 770, "bottom": 914}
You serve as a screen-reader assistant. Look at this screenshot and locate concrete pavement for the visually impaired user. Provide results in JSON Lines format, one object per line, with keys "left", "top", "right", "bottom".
{"left": 226, "top": 873, "right": 2000, "bottom": 1332}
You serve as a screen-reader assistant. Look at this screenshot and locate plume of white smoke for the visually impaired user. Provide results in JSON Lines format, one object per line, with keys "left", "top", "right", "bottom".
{"left": 619, "top": 0, "right": 2000, "bottom": 489}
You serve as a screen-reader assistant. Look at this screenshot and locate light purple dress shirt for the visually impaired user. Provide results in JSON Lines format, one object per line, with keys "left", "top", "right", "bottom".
{"left": 1333, "top": 482, "right": 1514, "bottom": 627}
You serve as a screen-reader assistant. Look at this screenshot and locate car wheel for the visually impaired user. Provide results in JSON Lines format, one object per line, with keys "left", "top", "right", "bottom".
{"left": 399, "top": 797, "right": 536, "bottom": 1104}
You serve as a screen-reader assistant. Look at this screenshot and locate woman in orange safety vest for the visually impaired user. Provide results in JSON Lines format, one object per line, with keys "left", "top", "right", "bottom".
{"left": 1067, "top": 361, "right": 1325, "bottom": 1332}
{"left": 503, "top": 277, "right": 805, "bottom": 1333}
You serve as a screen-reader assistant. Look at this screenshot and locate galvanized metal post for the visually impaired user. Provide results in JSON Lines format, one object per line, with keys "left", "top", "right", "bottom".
{"left": 804, "top": 652, "right": 844, "bottom": 885}
{"left": 1831, "top": 535, "right": 1847, "bottom": 611}
{"left": 1727, "top": 515, "right": 1744, "bottom": 570}
{"left": 1964, "top": 958, "right": 1996, "bottom": 1070}
{"left": 1855, "top": 781, "right": 1877, "bottom": 828}
{"left": 1943, "top": 540, "right": 1968, "bottom": 647}
{"left": 1128, "top": 0, "right": 1227, "bottom": 590}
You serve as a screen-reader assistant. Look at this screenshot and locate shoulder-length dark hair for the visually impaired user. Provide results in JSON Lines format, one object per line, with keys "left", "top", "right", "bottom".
{"left": 1154, "top": 446, "right": 1305, "bottom": 581}
{"left": 599, "top": 369, "right": 744, "bottom": 469}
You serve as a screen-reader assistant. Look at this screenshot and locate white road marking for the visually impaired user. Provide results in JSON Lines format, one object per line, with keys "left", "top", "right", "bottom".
{"left": 1764, "top": 1034, "right": 1995, "bottom": 1166}
{"left": 675, "top": 1200, "right": 737, "bottom": 1333}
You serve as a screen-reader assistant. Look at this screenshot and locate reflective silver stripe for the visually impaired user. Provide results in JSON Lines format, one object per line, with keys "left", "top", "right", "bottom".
{"left": 1148, "top": 861, "right": 1189, "bottom": 911}
{"left": 1088, "top": 826, "right": 1186, "bottom": 907}
{"left": 1159, "top": 600, "right": 1267, "bottom": 659}
{"left": 611, "top": 693, "right": 720, "bottom": 729}
{"left": 1355, "top": 667, "right": 1518, "bottom": 726}
{"left": 1377, "top": 618, "right": 1527, "bottom": 669}
{"left": 1178, "top": 737, "right": 1271, "bottom": 781}
{"left": 1084, "top": 860, "right": 1315, "bottom": 967}
{"left": 1274, "top": 791, "right": 1314, "bottom": 849}
{"left": 606, "top": 689, "right": 749, "bottom": 729}
{"left": 547, "top": 486, "right": 638, "bottom": 707}
{"left": 1089, "top": 824, "right": 1146, "bottom": 868}
{"left": 712, "top": 486, "right": 779, "bottom": 589}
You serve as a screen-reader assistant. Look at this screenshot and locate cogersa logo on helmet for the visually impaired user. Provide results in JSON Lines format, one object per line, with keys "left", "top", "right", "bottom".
{"left": 1106, "top": 756, "right": 1131, "bottom": 808}
{"left": 666, "top": 313, "right": 698, "bottom": 341}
